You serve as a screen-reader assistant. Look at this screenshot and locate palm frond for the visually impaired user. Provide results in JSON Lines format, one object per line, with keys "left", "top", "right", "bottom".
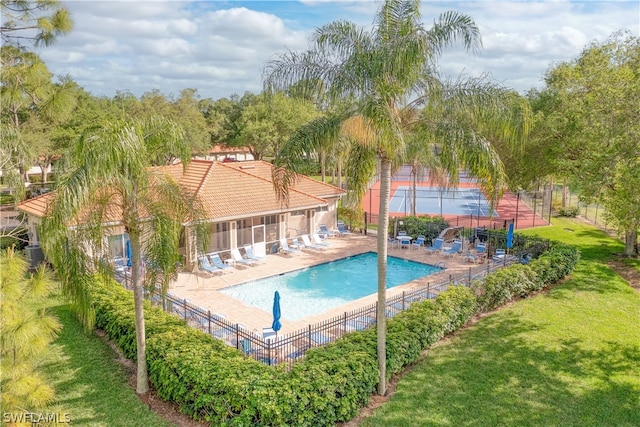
{"left": 426, "top": 10, "right": 482, "bottom": 58}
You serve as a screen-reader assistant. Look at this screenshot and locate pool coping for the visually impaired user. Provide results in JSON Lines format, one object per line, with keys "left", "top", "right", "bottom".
{"left": 168, "top": 234, "right": 489, "bottom": 335}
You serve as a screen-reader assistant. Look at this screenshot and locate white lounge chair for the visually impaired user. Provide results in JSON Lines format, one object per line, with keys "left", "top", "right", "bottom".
{"left": 279, "top": 238, "right": 299, "bottom": 254}
{"left": 243, "top": 245, "right": 265, "bottom": 262}
{"left": 301, "top": 234, "right": 324, "bottom": 250}
{"left": 312, "top": 233, "right": 331, "bottom": 247}
{"left": 231, "top": 248, "right": 258, "bottom": 266}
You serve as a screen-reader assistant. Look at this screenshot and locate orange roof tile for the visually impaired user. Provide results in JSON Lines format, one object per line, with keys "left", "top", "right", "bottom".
{"left": 17, "top": 160, "right": 344, "bottom": 224}
{"left": 15, "top": 192, "right": 54, "bottom": 218}
{"left": 222, "top": 160, "right": 346, "bottom": 198}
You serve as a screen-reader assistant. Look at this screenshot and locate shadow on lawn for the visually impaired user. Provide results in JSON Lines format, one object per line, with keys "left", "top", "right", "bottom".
{"left": 40, "top": 305, "right": 172, "bottom": 427}
{"left": 545, "top": 262, "right": 629, "bottom": 299}
{"left": 571, "top": 228, "right": 625, "bottom": 262}
{"left": 377, "top": 312, "right": 640, "bottom": 426}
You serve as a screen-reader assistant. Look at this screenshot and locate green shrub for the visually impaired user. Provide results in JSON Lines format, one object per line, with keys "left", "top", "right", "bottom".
{"left": 476, "top": 243, "right": 580, "bottom": 312}
{"left": 555, "top": 206, "right": 580, "bottom": 217}
{"left": 0, "top": 193, "right": 15, "bottom": 205}
{"left": 392, "top": 216, "right": 448, "bottom": 241}
{"left": 83, "top": 240, "right": 577, "bottom": 425}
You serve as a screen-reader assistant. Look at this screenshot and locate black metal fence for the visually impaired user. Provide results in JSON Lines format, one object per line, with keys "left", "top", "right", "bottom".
{"left": 115, "top": 240, "right": 547, "bottom": 369}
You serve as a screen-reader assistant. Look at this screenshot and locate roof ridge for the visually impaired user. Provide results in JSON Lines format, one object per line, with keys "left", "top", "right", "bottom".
{"left": 190, "top": 160, "right": 215, "bottom": 196}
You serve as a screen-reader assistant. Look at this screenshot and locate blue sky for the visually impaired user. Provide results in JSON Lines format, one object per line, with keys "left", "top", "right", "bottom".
{"left": 35, "top": 1, "right": 640, "bottom": 100}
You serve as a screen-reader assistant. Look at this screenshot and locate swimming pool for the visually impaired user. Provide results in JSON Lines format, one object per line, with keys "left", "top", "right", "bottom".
{"left": 219, "top": 252, "right": 442, "bottom": 321}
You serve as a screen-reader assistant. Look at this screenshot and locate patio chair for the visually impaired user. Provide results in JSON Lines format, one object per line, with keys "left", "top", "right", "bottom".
{"left": 442, "top": 240, "right": 463, "bottom": 257}
{"left": 301, "top": 234, "right": 324, "bottom": 250}
{"left": 411, "top": 235, "right": 426, "bottom": 249}
{"left": 310, "top": 331, "right": 331, "bottom": 345}
{"left": 318, "top": 224, "right": 337, "bottom": 238}
{"left": 388, "top": 236, "right": 399, "bottom": 249}
{"left": 279, "top": 238, "right": 299, "bottom": 254}
{"left": 241, "top": 338, "right": 254, "bottom": 355}
{"left": 198, "top": 255, "right": 221, "bottom": 275}
{"left": 262, "top": 327, "right": 277, "bottom": 341}
{"left": 465, "top": 243, "right": 486, "bottom": 264}
{"left": 424, "top": 238, "right": 444, "bottom": 254}
{"left": 493, "top": 249, "right": 507, "bottom": 262}
{"left": 286, "top": 343, "right": 310, "bottom": 360}
{"left": 290, "top": 237, "right": 304, "bottom": 250}
{"left": 243, "top": 245, "right": 265, "bottom": 262}
{"left": 336, "top": 221, "right": 351, "bottom": 236}
{"left": 312, "top": 233, "right": 331, "bottom": 247}
{"left": 209, "top": 253, "right": 233, "bottom": 271}
{"left": 231, "top": 248, "right": 258, "bottom": 266}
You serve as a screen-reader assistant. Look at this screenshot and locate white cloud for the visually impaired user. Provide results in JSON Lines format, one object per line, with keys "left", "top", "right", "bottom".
{"left": 34, "top": 0, "right": 639, "bottom": 99}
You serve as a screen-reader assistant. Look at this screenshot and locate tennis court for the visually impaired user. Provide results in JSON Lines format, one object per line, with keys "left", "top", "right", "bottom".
{"left": 389, "top": 186, "right": 498, "bottom": 217}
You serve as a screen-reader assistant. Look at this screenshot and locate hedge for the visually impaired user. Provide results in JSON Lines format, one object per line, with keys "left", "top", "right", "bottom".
{"left": 85, "top": 240, "right": 578, "bottom": 426}
{"left": 475, "top": 242, "right": 580, "bottom": 312}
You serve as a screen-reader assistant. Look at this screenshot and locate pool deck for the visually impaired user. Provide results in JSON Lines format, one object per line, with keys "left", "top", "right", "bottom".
{"left": 168, "top": 233, "right": 490, "bottom": 336}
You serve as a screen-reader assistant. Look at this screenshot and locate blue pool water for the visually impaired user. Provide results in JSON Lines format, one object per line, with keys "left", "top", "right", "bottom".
{"left": 220, "top": 252, "right": 442, "bottom": 321}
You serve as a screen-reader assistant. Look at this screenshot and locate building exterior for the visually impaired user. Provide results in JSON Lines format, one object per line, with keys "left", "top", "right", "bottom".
{"left": 16, "top": 160, "right": 345, "bottom": 270}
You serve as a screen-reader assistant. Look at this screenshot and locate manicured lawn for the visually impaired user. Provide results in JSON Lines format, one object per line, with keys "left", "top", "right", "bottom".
{"left": 40, "top": 302, "right": 173, "bottom": 427}
{"left": 362, "top": 218, "right": 640, "bottom": 426}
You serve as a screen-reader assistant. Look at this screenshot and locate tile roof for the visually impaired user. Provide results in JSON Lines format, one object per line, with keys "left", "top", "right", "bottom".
{"left": 15, "top": 192, "right": 54, "bottom": 218}
{"left": 222, "top": 160, "right": 346, "bottom": 198}
{"left": 17, "top": 160, "right": 345, "bottom": 224}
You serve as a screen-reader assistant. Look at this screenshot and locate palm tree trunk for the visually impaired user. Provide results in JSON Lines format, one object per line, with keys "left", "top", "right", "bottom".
{"left": 320, "top": 148, "right": 326, "bottom": 182}
{"left": 128, "top": 195, "right": 149, "bottom": 394}
{"left": 376, "top": 158, "right": 391, "bottom": 396}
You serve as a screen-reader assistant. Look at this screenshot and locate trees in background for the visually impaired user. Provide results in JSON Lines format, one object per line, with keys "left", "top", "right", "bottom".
{"left": 529, "top": 32, "right": 639, "bottom": 255}
{"left": 1, "top": 247, "right": 61, "bottom": 412}
{"left": 233, "top": 91, "right": 320, "bottom": 160}
{"left": 265, "top": 0, "right": 530, "bottom": 395}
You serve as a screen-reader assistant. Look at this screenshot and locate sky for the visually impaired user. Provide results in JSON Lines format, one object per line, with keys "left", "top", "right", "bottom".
{"left": 35, "top": 0, "right": 640, "bottom": 101}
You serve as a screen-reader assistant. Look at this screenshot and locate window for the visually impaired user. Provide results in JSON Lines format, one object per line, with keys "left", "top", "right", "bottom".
{"left": 209, "top": 223, "right": 229, "bottom": 252}
{"left": 316, "top": 205, "right": 328, "bottom": 212}
{"left": 108, "top": 234, "right": 128, "bottom": 259}
{"left": 237, "top": 219, "right": 253, "bottom": 247}
{"left": 291, "top": 210, "right": 305, "bottom": 216}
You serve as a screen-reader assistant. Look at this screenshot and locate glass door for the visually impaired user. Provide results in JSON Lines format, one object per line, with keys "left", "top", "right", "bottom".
{"left": 252, "top": 224, "right": 266, "bottom": 257}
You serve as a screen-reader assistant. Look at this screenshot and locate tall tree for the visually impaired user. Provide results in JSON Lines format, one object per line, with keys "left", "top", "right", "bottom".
{"left": 1, "top": 0, "right": 72, "bottom": 47}
{"left": 538, "top": 32, "right": 639, "bottom": 255}
{"left": 40, "top": 117, "right": 208, "bottom": 394}
{"left": 0, "top": 46, "right": 76, "bottom": 191}
{"left": 1, "top": 247, "right": 61, "bottom": 412}
{"left": 234, "top": 91, "right": 320, "bottom": 160}
{"left": 265, "top": 0, "right": 530, "bottom": 395}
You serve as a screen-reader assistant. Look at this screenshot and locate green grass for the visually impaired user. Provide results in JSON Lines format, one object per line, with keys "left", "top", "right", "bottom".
{"left": 40, "top": 302, "right": 173, "bottom": 427}
{"left": 362, "top": 217, "right": 640, "bottom": 426}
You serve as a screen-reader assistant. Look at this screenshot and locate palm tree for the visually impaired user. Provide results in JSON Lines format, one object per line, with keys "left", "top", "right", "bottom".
{"left": 40, "top": 117, "right": 208, "bottom": 394}
{"left": 265, "top": 0, "right": 531, "bottom": 395}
